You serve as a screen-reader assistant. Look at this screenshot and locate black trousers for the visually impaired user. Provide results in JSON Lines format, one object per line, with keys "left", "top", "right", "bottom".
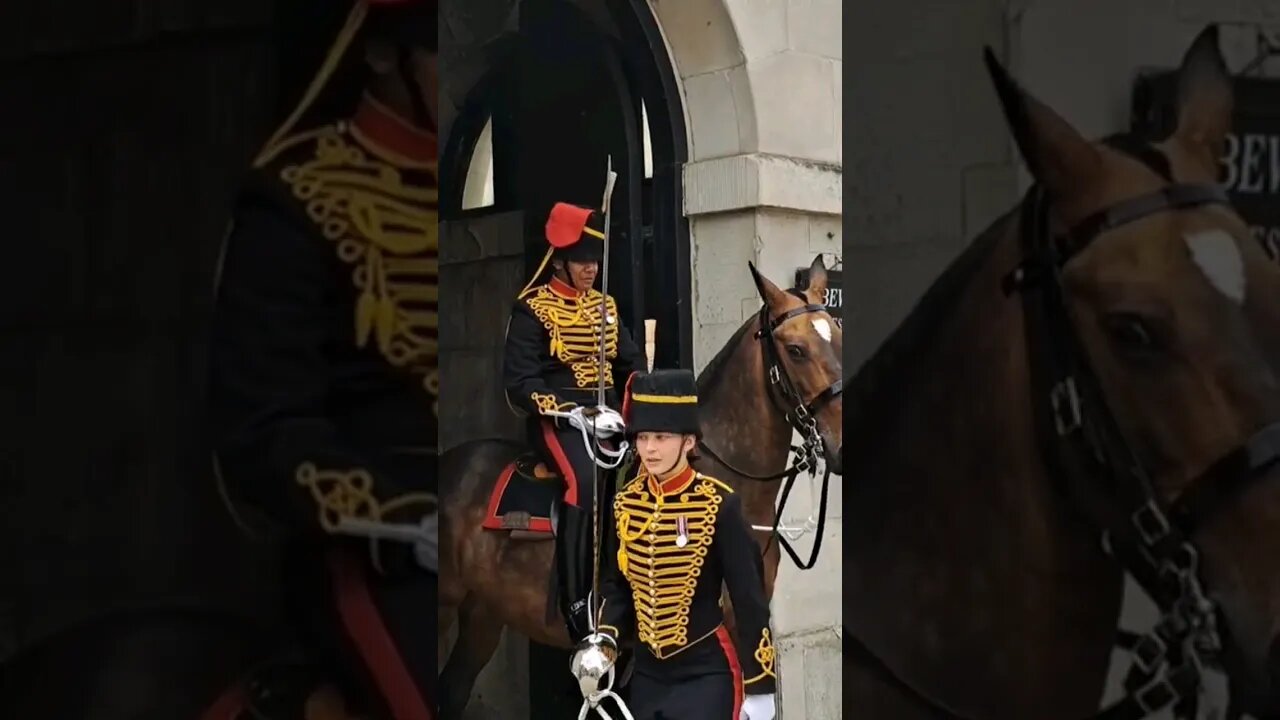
{"left": 286, "top": 543, "right": 436, "bottom": 720}
{"left": 627, "top": 627, "right": 744, "bottom": 720}
{"left": 532, "top": 418, "right": 611, "bottom": 509}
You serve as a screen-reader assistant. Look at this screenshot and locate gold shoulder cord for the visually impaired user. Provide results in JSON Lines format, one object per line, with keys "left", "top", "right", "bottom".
{"left": 276, "top": 127, "right": 439, "bottom": 416}
{"left": 249, "top": 2, "right": 440, "bottom": 417}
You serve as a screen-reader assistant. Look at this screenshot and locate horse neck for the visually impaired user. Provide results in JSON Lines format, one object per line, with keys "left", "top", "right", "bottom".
{"left": 844, "top": 216, "right": 1126, "bottom": 716}
{"left": 697, "top": 315, "right": 793, "bottom": 527}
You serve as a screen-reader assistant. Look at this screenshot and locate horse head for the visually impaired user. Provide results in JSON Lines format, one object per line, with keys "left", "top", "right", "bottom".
{"left": 747, "top": 255, "right": 843, "bottom": 474}
{"left": 990, "top": 25, "right": 1280, "bottom": 713}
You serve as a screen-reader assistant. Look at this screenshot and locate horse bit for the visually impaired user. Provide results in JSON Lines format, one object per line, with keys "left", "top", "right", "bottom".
{"left": 698, "top": 288, "right": 843, "bottom": 570}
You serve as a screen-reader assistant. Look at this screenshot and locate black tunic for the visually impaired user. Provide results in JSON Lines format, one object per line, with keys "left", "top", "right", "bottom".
{"left": 503, "top": 275, "right": 645, "bottom": 416}
{"left": 208, "top": 100, "right": 438, "bottom": 717}
{"left": 599, "top": 466, "right": 778, "bottom": 718}
{"left": 211, "top": 117, "right": 438, "bottom": 539}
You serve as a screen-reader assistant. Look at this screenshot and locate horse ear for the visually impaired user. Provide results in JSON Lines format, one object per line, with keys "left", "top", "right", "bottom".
{"left": 983, "top": 47, "right": 1103, "bottom": 201}
{"left": 1172, "top": 25, "right": 1233, "bottom": 175}
{"left": 805, "top": 255, "right": 829, "bottom": 295}
{"left": 748, "top": 261, "right": 791, "bottom": 312}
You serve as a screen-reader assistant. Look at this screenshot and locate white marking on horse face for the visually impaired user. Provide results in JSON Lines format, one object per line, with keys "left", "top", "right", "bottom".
{"left": 812, "top": 318, "right": 833, "bottom": 343}
{"left": 1184, "top": 230, "right": 1246, "bottom": 305}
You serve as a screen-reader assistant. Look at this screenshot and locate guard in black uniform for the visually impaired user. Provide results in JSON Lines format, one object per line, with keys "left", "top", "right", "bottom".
{"left": 209, "top": 1, "right": 437, "bottom": 718}
{"left": 597, "top": 370, "right": 778, "bottom": 720}
{"left": 502, "top": 201, "right": 646, "bottom": 643}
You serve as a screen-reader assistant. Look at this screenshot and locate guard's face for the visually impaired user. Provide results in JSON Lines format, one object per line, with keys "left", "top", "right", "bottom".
{"left": 635, "top": 432, "right": 695, "bottom": 476}
{"left": 566, "top": 260, "right": 599, "bottom": 292}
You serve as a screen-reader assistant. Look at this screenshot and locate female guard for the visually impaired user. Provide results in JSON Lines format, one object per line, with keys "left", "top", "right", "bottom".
{"left": 595, "top": 369, "right": 778, "bottom": 720}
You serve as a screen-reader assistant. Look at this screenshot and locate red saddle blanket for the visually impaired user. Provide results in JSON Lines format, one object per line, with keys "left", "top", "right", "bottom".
{"left": 481, "top": 458, "right": 560, "bottom": 534}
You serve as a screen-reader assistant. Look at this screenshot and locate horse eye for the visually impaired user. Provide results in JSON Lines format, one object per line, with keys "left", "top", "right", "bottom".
{"left": 786, "top": 344, "right": 805, "bottom": 359}
{"left": 1103, "top": 313, "right": 1160, "bottom": 353}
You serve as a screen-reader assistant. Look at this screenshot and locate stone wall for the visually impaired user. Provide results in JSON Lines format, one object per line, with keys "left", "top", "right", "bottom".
{"left": 657, "top": 0, "right": 844, "bottom": 716}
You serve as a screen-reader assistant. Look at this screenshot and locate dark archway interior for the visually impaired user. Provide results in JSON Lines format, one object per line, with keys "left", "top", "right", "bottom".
{"left": 441, "top": 0, "right": 690, "bottom": 370}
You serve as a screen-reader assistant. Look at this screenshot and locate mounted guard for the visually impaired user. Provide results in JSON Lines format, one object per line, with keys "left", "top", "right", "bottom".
{"left": 209, "top": 0, "right": 438, "bottom": 717}
{"left": 502, "top": 197, "right": 646, "bottom": 645}
{"left": 584, "top": 369, "right": 778, "bottom": 720}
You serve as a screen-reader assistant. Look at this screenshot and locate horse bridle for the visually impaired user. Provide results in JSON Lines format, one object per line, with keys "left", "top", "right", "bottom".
{"left": 848, "top": 166, "right": 1280, "bottom": 720}
{"left": 697, "top": 289, "right": 843, "bottom": 570}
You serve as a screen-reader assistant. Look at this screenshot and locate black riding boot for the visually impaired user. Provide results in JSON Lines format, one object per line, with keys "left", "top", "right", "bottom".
{"left": 555, "top": 501, "right": 594, "bottom": 643}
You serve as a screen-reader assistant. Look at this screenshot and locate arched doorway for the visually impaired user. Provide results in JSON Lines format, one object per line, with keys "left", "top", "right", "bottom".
{"left": 439, "top": 0, "right": 690, "bottom": 420}
{"left": 438, "top": 0, "right": 690, "bottom": 713}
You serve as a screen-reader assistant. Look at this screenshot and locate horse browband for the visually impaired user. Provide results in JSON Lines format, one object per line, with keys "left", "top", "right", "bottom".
{"left": 760, "top": 289, "right": 843, "bottom": 422}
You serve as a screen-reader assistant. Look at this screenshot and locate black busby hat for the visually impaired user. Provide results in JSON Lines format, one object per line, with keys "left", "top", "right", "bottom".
{"left": 623, "top": 370, "right": 701, "bottom": 438}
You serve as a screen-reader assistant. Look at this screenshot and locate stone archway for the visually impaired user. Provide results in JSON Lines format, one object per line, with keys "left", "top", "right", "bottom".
{"left": 646, "top": 0, "right": 843, "bottom": 366}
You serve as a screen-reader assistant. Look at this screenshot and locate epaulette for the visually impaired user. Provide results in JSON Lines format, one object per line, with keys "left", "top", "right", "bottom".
{"left": 237, "top": 124, "right": 343, "bottom": 231}
{"left": 698, "top": 473, "right": 735, "bottom": 495}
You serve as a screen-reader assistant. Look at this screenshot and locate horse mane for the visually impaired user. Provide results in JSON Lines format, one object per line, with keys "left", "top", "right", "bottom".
{"left": 843, "top": 133, "right": 1170, "bottom": 439}
{"left": 695, "top": 313, "right": 758, "bottom": 395}
{"left": 844, "top": 210, "right": 1012, "bottom": 436}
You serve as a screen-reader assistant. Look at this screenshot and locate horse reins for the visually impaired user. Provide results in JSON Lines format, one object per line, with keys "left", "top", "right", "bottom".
{"left": 848, "top": 145, "right": 1280, "bottom": 720}
{"left": 697, "top": 289, "right": 842, "bottom": 570}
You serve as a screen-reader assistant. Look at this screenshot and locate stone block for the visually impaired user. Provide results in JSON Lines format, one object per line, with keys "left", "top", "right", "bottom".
{"left": 728, "top": 0, "right": 790, "bottom": 60}
{"left": 650, "top": 0, "right": 745, "bottom": 77}
{"left": 756, "top": 210, "right": 812, "bottom": 259}
{"left": 962, "top": 162, "right": 1019, "bottom": 240}
{"left": 787, "top": 0, "right": 842, "bottom": 60}
{"left": 695, "top": 321, "right": 749, "bottom": 371}
{"left": 685, "top": 154, "right": 842, "bottom": 216}
{"left": 749, "top": 52, "right": 839, "bottom": 163}
{"left": 776, "top": 628, "right": 844, "bottom": 720}
{"left": 833, "top": 59, "right": 843, "bottom": 165}
{"left": 841, "top": 240, "right": 963, "bottom": 372}
{"left": 691, "top": 212, "right": 757, "bottom": 268}
{"left": 809, "top": 215, "right": 843, "bottom": 255}
{"left": 848, "top": 0, "right": 1005, "bottom": 64}
{"left": 729, "top": 62, "right": 760, "bottom": 152}
{"left": 684, "top": 69, "right": 744, "bottom": 161}
{"left": 846, "top": 46, "right": 1009, "bottom": 248}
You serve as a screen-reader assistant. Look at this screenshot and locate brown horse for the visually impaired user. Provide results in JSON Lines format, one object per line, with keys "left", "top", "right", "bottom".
{"left": 844, "top": 26, "right": 1280, "bottom": 719}
{"left": 437, "top": 258, "right": 843, "bottom": 718}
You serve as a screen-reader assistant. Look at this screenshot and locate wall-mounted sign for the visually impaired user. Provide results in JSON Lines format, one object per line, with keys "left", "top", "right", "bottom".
{"left": 1132, "top": 73, "right": 1280, "bottom": 258}
{"left": 795, "top": 267, "right": 842, "bottom": 326}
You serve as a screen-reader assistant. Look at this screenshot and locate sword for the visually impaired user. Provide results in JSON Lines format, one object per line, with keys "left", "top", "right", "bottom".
{"left": 589, "top": 156, "right": 618, "bottom": 634}
{"left": 597, "top": 157, "right": 618, "bottom": 408}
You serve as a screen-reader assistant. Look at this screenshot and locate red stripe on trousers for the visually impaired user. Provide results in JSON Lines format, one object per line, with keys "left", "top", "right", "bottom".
{"left": 716, "top": 625, "right": 745, "bottom": 719}
{"left": 541, "top": 419, "right": 580, "bottom": 507}
{"left": 329, "top": 551, "right": 434, "bottom": 720}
